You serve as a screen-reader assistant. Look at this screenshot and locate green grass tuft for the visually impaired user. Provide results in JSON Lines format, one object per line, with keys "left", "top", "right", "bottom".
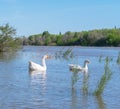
{"left": 94, "top": 56, "right": 112, "bottom": 95}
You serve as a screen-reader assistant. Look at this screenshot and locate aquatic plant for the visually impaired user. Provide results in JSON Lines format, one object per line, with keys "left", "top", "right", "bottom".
{"left": 116, "top": 52, "right": 120, "bottom": 65}
{"left": 94, "top": 56, "right": 112, "bottom": 95}
{"left": 55, "top": 47, "right": 74, "bottom": 60}
{"left": 99, "top": 55, "right": 103, "bottom": 63}
{"left": 95, "top": 95, "right": 106, "bottom": 109}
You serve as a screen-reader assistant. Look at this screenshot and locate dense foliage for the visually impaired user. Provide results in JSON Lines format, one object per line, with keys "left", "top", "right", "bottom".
{"left": 22, "top": 28, "right": 120, "bottom": 46}
{"left": 0, "top": 23, "right": 22, "bottom": 52}
{"left": 1, "top": 23, "right": 120, "bottom": 48}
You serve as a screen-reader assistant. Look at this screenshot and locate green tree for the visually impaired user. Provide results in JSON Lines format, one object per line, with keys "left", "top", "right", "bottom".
{"left": 56, "top": 34, "right": 63, "bottom": 45}
{"left": 0, "top": 23, "right": 20, "bottom": 52}
{"left": 42, "top": 31, "right": 50, "bottom": 38}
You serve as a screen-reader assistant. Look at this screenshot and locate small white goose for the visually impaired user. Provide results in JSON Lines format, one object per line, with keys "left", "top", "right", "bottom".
{"left": 29, "top": 55, "right": 50, "bottom": 71}
{"left": 68, "top": 60, "right": 90, "bottom": 72}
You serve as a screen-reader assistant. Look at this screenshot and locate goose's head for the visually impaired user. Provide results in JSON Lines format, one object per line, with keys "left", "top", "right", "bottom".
{"left": 84, "top": 60, "right": 90, "bottom": 64}
{"left": 43, "top": 55, "right": 51, "bottom": 59}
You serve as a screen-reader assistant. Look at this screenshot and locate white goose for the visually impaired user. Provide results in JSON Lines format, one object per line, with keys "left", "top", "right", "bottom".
{"left": 29, "top": 55, "right": 50, "bottom": 71}
{"left": 68, "top": 60, "right": 90, "bottom": 72}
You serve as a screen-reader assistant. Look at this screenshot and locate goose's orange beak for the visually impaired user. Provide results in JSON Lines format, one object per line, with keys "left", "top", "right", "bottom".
{"left": 46, "top": 55, "right": 51, "bottom": 59}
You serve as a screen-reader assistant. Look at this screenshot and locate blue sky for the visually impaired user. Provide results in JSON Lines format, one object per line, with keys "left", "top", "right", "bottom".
{"left": 0, "top": 0, "right": 120, "bottom": 36}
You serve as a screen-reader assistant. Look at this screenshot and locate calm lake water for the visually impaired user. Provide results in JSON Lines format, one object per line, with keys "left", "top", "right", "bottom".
{"left": 0, "top": 46, "right": 120, "bottom": 109}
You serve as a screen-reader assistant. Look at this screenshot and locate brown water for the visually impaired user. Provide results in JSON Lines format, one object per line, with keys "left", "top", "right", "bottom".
{"left": 0, "top": 46, "right": 120, "bottom": 109}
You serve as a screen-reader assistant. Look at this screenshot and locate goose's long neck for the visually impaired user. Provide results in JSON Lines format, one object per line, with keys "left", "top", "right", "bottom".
{"left": 42, "top": 57, "right": 46, "bottom": 68}
{"left": 84, "top": 63, "right": 88, "bottom": 69}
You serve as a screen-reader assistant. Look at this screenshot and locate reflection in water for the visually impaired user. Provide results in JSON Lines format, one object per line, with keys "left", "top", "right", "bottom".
{"left": 70, "top": 70, "right": 89, "bottom": 108}
{"left": 0, "top": 46, "right": 119, "bottom": 109}
{"left": 0, "top": 52, "right": 17, "bottom": 61}
{"left": 70, "top": 68, "right": 89, "bottom": 95}
{"left": 71, "top": 88, "right": 78, "bottom": 109}
{"left": 71, "top": 71, "right": 79, "bottom": 88}
{"left": 71, "top": 86, "right": 89, "bottom": 109}
{"left": 82, "top": 71, "right": 89, "bottom": 96}
{"left": 29, "top": 70, "right": 47, "bottom": 106}
{"left": 71, "top": 70, "right": 106, "bottom": 109}
{"left": 95, "top": 95, "right": 106, "bottom": 109}
{"left": 29, "top": 70, "right": 47, "bottom": 93}
{"left": 29, "top": 70, "right": 46, "bottom": 77}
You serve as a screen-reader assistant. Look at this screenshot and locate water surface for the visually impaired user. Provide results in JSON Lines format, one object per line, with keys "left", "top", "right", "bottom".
{"left": 0, "top": 46, "right": 120, "bottom": 109}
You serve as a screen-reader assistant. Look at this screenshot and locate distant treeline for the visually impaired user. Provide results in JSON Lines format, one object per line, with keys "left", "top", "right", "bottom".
{"left": 1, "top": 23, "right": 120, "bottom": 52}
{"left": 22, "top": 28, "right": 120, "bottom": 46}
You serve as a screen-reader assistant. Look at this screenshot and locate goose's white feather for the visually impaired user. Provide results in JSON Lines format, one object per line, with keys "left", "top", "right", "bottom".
{"left": 68, "top": 64, "right": 82, "bottom": 70}
{"left": 29, "top": 55, "right": 50, "bottom": 71}
{"left": 68, "top": 60, "right": 90, "bottom": 72}
{"left": 29, "top": 61, "right": 46, "bottom": 71}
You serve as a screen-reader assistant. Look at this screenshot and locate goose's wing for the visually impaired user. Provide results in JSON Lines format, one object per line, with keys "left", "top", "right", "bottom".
{"left": 68, "top": 64, "right": 82, "bottom": 70}
{"left": 29, "top": 61, "right": 44, "bottom": 71}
